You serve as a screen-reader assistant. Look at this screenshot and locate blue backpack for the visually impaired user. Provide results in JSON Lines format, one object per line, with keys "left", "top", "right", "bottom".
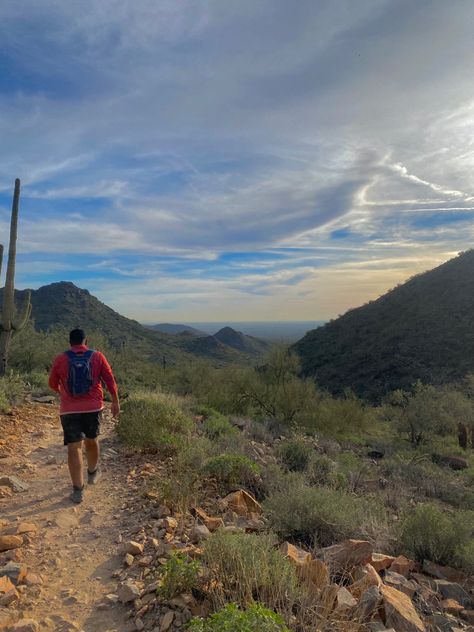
{"left": 65, "top": 349, "right": 95, "bottom": 396}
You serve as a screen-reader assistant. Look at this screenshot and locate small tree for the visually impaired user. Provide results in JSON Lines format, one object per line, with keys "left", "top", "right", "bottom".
{"left": 0, "top": 179, "right": 31, "bottom": 375}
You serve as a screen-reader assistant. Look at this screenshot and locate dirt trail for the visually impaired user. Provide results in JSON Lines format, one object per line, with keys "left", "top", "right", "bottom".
{"left": 0, "top": 402, "right": 136, "bottom": 632}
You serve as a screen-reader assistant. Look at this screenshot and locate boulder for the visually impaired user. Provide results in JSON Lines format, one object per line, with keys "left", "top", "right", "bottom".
{"left": 389, "top": 555, "right": 416, "bottom": 577}
{"left": 190, "top": 525, "right": 211, "bottom": 543}
{"left": 381, "top": 585, "right": 425, "bottom": 632}
{"left": 118, "top": 580, "right": 141, "bottom": 603}
{"left": 335, "top": 586, "right": 358, "bottom": 612}
{"left": 372, "top": 553, "right": 396, "bottom": 572}
{"left": 297, "top": 559, "right": 329, "bottom": 592}
{"left": 422, "top": 560, "right": 466, "bottom": 583}
{"left": 120, "top": 541, "right": 143, "bottom": 556}
{"left": 280, "top": 542, "right": 311, "bottom": 565}
{"left": 350, "top": 564, "right": 382, "bottom": 597}
{"left": 432, "top": 455, "right": 469, "bottom": 470}
{"left": 321, "top": 539, "right": 373, "bottom": 571}
{"left": 355, "top": 585, "right": 382, "bottom": 620}
{"left": 15, "top": 524, "right": 37, "bottom": 535}
{"left": 441, "top": 599, "right": 464, "bottom": 616}
{"left": 383, "top": 570, "right": 418, "bottom": 598}
{"left": 0, "top": 563, "right": 27, "bottom": 586}
{"left": 435, "top": 580, "right": 472, "bottom": 607}
{"left": 0, "top": 536, "right": 22, "bottom": 553}
{"left": 0, "top": 476, "right": 29, "bottom": 493}
{"left": 220, "top": 490, "right": 261, "bottom": 516}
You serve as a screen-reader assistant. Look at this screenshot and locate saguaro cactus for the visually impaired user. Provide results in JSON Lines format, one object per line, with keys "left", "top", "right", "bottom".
{"left": 0, "top": 179, "right": 32, "bottom": 375}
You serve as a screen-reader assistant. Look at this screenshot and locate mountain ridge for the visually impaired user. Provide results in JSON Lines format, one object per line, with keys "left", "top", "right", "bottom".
{"left": 293, "top": 250, "right": 474, "bottom": 400}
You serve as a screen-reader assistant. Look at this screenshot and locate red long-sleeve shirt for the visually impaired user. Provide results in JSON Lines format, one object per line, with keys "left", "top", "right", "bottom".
{"left": 49, "top": 344, "right": 118, "bottom": 414}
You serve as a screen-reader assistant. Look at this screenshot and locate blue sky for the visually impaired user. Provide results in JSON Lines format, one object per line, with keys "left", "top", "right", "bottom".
{"left": 1, "top": 1, "right": 474, "bottom": 322}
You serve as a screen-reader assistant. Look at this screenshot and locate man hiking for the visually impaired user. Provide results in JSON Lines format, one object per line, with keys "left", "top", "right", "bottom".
{"left": 49, "top": 328, "right": 120, "bottom": 503}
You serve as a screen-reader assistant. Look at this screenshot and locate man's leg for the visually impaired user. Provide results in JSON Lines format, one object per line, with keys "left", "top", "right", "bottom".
{"left": 67, "top": 441, "right": 84, "bottom": 488}
{"left": 84, "top": 437, "right": 100, "bottom": 474}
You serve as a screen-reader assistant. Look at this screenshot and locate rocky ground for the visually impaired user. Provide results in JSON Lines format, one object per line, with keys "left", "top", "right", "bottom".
{"left": 1, "top": 402, "right": 474, "bottom": 632}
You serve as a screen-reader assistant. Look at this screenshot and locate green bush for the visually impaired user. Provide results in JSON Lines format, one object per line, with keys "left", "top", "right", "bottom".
{"left": 203, "top": 413, "right": 237, "bottom": 441}
{"left": 116, "top": 391, "right": 192, "bottom": 455}
{"left": 307, "top": 454, "right": 338, "bottom": 487}
{"left": 263, "top": 477, "right": 383, "bottom": 547}
{"left": 202, "top": 531, "right": 302, "bottom": 616}
{"left": 157, "top": 553, "right": 201, "bottom": 600}
{"left": 157, "top": 437, "right": 213, "bottom": 510}
{"left": 188, "top": 603, "right": 291, "bottom": 632}
{"left": 400, "top": 503, "right": 472, "bottom": 567}
{"left": 202, "top": 454, "right": 261, "bottom": 493}
{"left": 277, "top": 437, "right": 313, "bottom": 472}
{"left": 0, "top": 374, "right": 25, "bottom": 412}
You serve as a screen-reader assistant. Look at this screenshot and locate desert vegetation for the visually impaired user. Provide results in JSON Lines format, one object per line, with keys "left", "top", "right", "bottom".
{"left": 3, "top": 326, "right": 474, "bottom": 629}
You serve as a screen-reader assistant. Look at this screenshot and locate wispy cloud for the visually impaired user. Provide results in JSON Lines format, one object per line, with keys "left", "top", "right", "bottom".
{"left": 1, "top": 1, "right": 474, "bottom": 320}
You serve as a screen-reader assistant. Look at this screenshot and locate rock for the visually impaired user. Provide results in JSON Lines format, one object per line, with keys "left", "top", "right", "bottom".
{"left": 190, "top": 525, "right": 211, "bottom": 543}
{"left": 383, "top": 570, "right": 418, "bottom": 598}
{"left": 160, "top": 610, "right": 174, "bottom": 631}
{"left": 0, "top": 586, "right": 19, "bottom": 606}
{"left": 461, "top": 611, "right": 474, "bottom": 625}
{"left": 124, "top": 553, "right": 134, "bottom": 567}
{"left": 441, "top": 599, "right": 464, "bottom": 615}
{"left": 367, "top": 450, "right": 385, "bottom": 459}
{"left": 0, "top": 562, "right": 27, "bottom": 585}
{"left": 355, "top": 586, "right": 382, "bottom": 620}
{"left": 435, "top": 580, "right": 472, "bottom": 607}
{"left": 432, "top": 455, "right": 469, "bottom": 470}
{"left": 163, "top": 517, "right": 178, "bottom": 532}
{"left": 0, "top": 608, "right": 16, "bottom": 629}
{"left": 335, "top": 586, "right": 358, "bottom": 612}
{"left": 0, "top": 476, "right": 29, "bottom": 493}
{"left": 297, "top": 559, "right": 330, "bottom": 591}
{"left": 0, "top": 536, "right": 22, "bottom": 553}
{"left": 422, "top": 560, "right": 466, "bottom": 583}
{"left": 372, "top": 553, "right": 395, "bottom": 572}
{"left": 32, "top": 395, "right": 55, "bottom": 403}
{"left": 118, "top": 580, "right": 141, "bottom": 603}
{"left": 135, "top": 617, "right": 144, "bottom": 631}
{"left": 220, "top": 490, "right": 262, "bottom": 516}
{"left": 426, "top": 612, "right": 461, "bottom": 632}
{"left": 389, "top": 555, "right": 416, "bottom": 577}
{"left": 15, "top": 523, "right": 37, "bottom": 535}
{"left": 321, "top": 539, "right": 373, "bottom": 571}
{"left": 350, "top": 563, "right": 382, "bottom": 597}
{"left": 381, "top": 585, "right": 425, "bottom": 632}
{"left": 280, "top": 542, "right": 311, "bottom": 565}
{"left": 0, "top": 576, "right": 15, "bottom": 594}
{"left": 0, "top": 487, "right": 13, "bottom": 499}
{"left": 121, "top": 541, "right": 143, "bottom": 556}
{"left": 7, "top": 620, "right": 40, "bottom": 632}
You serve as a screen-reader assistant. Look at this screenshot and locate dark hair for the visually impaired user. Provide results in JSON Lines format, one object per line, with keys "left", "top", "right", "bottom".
{"left": 69, "top": 329, "right": 86, "bottom": 345}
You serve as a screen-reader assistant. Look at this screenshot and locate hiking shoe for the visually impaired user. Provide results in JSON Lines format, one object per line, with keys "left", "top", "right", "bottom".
{"left": 87, "top": 468, "right": 101, "bottom": 485}
{"left": 70, "top": 486, "right": 84, "bottom": 504}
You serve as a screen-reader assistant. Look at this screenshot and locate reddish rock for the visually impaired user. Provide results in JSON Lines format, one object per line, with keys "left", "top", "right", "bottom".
{"left": 8, "top": 621, "right": 40, "bottom": 632}
{"left": 381, "top": 584, "right": 425, "bottom": 632}
{"left": 220, "top": 490, "right": 261, "bottom": 516}
{"left": 383, "top": 570, "right": 418, "bottom": 598}
{"left": 440, "top": 599, "right": 464, "bottom": 615}
{"left": 0, "top": 536, "right": 22, "bottom": 553}
{"left": 350, "top": 563, "right": 382, "bottom": 597}
{"left": 371, "top": 553, "right": 395, "bottom": 572}
{"left": 389, "top": 555, "right": 416, "bottom": 577}
{"left": 280, "top": 542, "right": 311, "bottom": 565}
{"left": 15, "top": 523, "right": 37, "bottom": 535}
{"left": 335, "top": 586, "right": 358, "bottom": 612}
{"left": 322, "top": 539, "right": 373, "bottom": 571}
{"left": 298, "top": 559, "right": 330, "bottom": 592}
{"left": 422, "top": 560, "right": 467, "bottom": 583}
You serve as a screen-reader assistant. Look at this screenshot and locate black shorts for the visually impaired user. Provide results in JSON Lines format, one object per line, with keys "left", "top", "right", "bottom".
{"left": 60, "top": 411, "right": 102, "bottom": 445}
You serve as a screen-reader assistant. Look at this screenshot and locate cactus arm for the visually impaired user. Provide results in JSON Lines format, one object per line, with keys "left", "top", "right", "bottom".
{"left": 2, "top": 179, "right": 20, "bottom": 331}
{"left": 12, "top": 290, "right": 31, "bottom": 332}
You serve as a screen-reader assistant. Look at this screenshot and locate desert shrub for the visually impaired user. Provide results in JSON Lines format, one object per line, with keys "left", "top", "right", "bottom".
{"left": 385, "top": 383, "right": 468, "bottom": 445}
{"left": 203, "top": 413, "right": 237, "bottom": 441}
{"left": 157, "top": 437, "right": 213, "bottom": 510}
{"left": 22, "top": 369, "right": 50, "bottom": 394}
{"left": 116, "top": 391, "right": 192, "bottom": 455}
{"left": 0, "top": 374, "right": 25, "bottom": 412}
{"left": 245, "top": 419, "right": 275, "bottom": 444}
{"left": 307, "top": 454, "right": 339, "bottom": 487}
{"left": 202, "top": 454, "right": 261, "bottom": 493}
{"left": 188, "top": 603, "right": 290, "bottom": 632}
{"left": 263, "top": 477, "right": 382, "bottom": 547}
{"left": 157, "top": 553, "right": 201, "bottom": 600}
{"left": 313, "top": 391, "right": 370, "bottom": 435}
{"left": 400, "top": 504, "right": 473, "bottom": 567}
{"left": 277, "top": 437, "right": 313, "bottom": 472}
{"left": 202, "top": 531, "right": 302, "bottom": 616}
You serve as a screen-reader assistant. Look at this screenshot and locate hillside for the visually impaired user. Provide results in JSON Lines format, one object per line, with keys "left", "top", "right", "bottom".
{"left": 3, "top": 282, "right": 269, "bottom": 367}
{"left": 181, "top": 326, "right": 270, "bottom": 362}
{"left": 148, "top": 323, "right": 206, "bottom": 337}
{"left": 294, "top": 250, "right": 474, "bottom": 400}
